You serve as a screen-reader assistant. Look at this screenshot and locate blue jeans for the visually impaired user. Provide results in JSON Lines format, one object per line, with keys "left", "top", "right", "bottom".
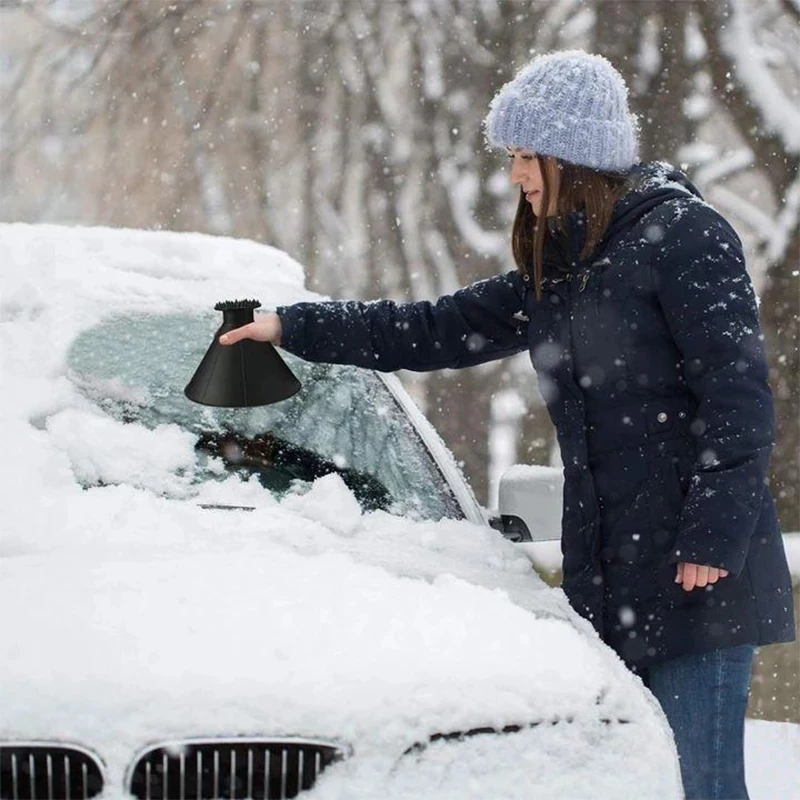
{"left": 644, "top": 644, "right": 755, "bottom": 800}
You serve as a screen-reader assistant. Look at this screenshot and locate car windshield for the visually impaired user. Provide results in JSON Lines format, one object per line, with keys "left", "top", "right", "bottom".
{"left": 66, "top": 312, "right": 463, "bottom": 520}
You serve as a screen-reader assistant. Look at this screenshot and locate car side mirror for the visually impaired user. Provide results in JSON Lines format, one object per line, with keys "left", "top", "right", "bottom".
{"left": 490, "top": 465, "right": 563, "bottom": 543}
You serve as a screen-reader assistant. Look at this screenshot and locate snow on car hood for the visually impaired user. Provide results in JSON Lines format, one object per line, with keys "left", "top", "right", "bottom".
{"left": 1, "top": 478, "right": 647, "bottom": 769}
{"left": 0, "top": 224, "right": 675, "bottom": 792}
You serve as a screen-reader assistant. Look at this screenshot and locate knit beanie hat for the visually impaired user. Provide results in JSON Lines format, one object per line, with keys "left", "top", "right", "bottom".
{"left": 484, "top": 50, "right": 638, "bottom": 173}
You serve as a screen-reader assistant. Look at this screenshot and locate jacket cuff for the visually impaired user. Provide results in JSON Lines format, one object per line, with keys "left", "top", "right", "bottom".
{"left": 669, "top": 462, "right": 767, "bottom": 576}
{"left": 275, "top": 304, "right": 307, "bottom": 357}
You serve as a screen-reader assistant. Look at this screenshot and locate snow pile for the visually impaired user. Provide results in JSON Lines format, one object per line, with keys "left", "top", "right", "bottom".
{"left": 48, "top": 409, "right": 198, "bottom": 495}
{"left": 0, "top": 224, "right": 681, "bottom": 798}
{"left": 283, "top": 472, "right": 364, "bottom": 535}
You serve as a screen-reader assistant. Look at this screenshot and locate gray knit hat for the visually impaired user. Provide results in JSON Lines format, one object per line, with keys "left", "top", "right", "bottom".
{"left": 484, "top": 50, "right": 638, "bottom": 173}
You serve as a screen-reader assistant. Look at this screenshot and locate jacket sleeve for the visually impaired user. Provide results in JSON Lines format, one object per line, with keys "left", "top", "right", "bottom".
{"left": 652, "top": 202, "right": 775, "bottom": 576}
{"left": 276, "top": 271, "right": 529, "bottom": 372}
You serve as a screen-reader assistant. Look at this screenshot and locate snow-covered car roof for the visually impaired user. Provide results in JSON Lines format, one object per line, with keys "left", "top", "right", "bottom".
{"left": 0, "top": 224, "right": 680, "bottom": 799}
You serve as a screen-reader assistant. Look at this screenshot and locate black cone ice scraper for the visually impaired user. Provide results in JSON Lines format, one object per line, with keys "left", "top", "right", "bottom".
{"left": 185, "top": 299, "right": 301, "bottom": 407}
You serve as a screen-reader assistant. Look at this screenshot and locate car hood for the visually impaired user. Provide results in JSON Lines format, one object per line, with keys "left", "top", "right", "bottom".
{"left": 1, "top": 477, "right": 658, "bottom": 751}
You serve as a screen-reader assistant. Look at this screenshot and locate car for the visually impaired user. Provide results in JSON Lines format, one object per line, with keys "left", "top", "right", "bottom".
{"left": 0, "top": 223, "right": 681, "bottom": 799}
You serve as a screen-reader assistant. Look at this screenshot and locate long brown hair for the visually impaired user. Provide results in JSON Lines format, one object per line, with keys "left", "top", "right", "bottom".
{"left": 512, "top": 156, "right": 627, "bottom": 299}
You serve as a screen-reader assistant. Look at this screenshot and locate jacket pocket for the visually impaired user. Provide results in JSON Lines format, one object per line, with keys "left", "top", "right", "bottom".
{"left": 599, "top": 475, "right": 653, "bottom": 564}
{"left": 648, "top": 453, "right": 690, "bottom": 541}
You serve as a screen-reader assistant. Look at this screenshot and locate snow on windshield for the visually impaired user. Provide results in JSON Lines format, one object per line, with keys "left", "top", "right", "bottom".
{"left": 65, "top": 309, "right": 463, "bottom": 518}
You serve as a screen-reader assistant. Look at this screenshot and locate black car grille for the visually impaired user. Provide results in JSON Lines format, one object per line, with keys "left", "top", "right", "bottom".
{"left": 128, "top": 739, "right": 347, "bottom": 800}
{"left": 0, "top": 744, "right": 104, "bottom": 800}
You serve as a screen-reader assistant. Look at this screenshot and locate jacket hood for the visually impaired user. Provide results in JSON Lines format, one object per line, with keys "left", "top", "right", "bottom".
{"left": 608, "top": 161, "right": 701, "bottom": 238}
{"left": 547, "top": 162, "right": 700, "bottom": 270}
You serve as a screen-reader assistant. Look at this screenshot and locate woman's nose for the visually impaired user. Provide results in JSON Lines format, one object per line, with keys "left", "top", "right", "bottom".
{"left": 510, "top": 159, "right": 526, "bottom": 186}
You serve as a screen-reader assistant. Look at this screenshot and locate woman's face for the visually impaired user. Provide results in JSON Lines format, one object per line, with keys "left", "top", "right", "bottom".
{"left": 508, "top": 148, "right": 558, "bottom": 217}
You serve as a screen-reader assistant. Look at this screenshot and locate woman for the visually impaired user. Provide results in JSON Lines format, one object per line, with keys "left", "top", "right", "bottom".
{"left": 220, "top": 51, "right": 795, "bottom": 799}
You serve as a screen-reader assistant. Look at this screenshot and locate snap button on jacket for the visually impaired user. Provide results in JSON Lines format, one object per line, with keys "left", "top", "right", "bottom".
{"left": 278, "top": 163, "right": 795, "bottom": 671}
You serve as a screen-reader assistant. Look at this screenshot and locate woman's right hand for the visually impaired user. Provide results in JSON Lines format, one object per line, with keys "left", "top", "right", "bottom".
{"left": 218, "top": 312, "right": 282, "bottom": 346}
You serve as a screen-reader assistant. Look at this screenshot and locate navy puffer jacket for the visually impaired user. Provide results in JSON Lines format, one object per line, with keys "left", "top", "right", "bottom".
{"left": 278, "top": 162, "right": 795, "bottom": 671}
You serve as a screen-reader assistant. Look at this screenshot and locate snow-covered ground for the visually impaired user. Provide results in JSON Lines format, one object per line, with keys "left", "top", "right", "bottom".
{"left": 747, "top": 719, "right": 800, "bottom": 800}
